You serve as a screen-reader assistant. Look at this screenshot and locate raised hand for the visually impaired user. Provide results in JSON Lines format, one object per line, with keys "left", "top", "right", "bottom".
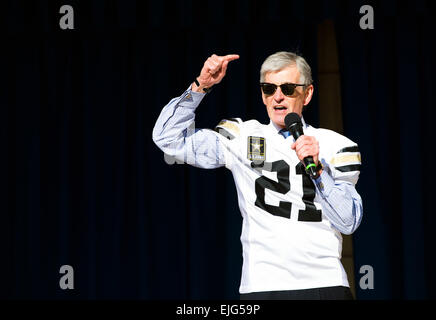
{"left": 193, "top": 54, "right": 239, "bottom": 92}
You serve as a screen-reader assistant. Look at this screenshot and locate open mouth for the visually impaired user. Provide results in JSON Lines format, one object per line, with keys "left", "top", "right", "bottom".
{"left": 273, "top": 106, "right": 287, "bottom": 111}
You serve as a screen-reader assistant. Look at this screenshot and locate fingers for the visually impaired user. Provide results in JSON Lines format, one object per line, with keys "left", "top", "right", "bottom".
{"left": 205, "top": 58, "right": 220, "bottom": 75}
{"left": 219, "top": 59, "right": 230, "bottom": 77}
{"left": 221, "top": 55, "right": 239, "bottom": 75}
{"left": 293, "top": 136, "right": 319, "bottom": 161}
{"left": 223, "top": 54, "right": 240, "bottom": 61}
{"left": 212, "top": 54, "right": 240, "bottom": 62}
{"left": 197, "top": 54, "right": 240, "bottom": 87}
{"left": 208, "top": 54, "right": 239, "bottom": 74}
{"left": 298, "top": 146, "right": 317, "bottom": 159}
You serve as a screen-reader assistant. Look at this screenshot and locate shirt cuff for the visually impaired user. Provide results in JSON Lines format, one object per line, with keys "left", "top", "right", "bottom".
{"left": 313, "top": 165, "right": 335, "bottom": 198}
{"left": 172, "top": 85, "right": 207, "bottom": 113}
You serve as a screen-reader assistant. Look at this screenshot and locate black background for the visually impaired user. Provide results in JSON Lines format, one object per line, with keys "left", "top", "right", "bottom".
{"left": 1, "top": 0, "right": 435, "bottom": 300}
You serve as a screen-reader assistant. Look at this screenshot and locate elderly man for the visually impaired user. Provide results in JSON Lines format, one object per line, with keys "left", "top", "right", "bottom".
{"left": 152, "top": 52, "right": 362, "bottom": 300}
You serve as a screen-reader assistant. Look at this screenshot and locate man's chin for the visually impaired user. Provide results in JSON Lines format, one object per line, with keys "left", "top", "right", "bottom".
{"left": 267, "top": 111, "right": 287, "bottom": 128}
{"left": 272, "top": 118, "right": 286, "bottom": 129}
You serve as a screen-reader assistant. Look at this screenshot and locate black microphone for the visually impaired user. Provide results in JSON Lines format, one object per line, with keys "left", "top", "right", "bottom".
{"left": 284, "top": 113, "right": 318, "bottom": 178}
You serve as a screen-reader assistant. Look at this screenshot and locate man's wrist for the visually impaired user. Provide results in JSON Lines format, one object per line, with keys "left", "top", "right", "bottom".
{"left": 311, "top": 161, "right": 324, "bottom": 180}
{"left": 192, "top": 78, "right": 212, "bottom": 93}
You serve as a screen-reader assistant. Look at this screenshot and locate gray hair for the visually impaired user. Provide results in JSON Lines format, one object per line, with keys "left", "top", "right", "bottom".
{"left": 260, "top": 51, "right": 313, "bottom": 85}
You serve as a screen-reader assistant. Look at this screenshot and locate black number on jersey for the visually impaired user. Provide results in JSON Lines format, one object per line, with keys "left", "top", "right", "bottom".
{"left": 254, "top": 160, "right": 322, "bottom": 222}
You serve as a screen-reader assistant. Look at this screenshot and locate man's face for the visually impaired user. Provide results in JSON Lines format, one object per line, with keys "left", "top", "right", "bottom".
{"left": 262, "top": 65, "right": 314, "bottom": 128}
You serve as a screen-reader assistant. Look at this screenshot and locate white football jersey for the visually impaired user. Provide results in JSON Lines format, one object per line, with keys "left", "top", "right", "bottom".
{"left": 213, "top": 117, "right": 361, "bottom": 293}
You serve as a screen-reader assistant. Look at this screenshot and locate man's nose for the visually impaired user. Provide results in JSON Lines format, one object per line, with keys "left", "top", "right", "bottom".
{"left": 273, "top": 87, "right": 285, "bottom": 101}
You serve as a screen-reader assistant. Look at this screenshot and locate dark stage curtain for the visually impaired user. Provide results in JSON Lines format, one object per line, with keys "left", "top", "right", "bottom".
{"left": 1, "top": 0, "right": 435, "bottom": 299}
{"left": 336, "top": 1, "right": 436, "bottom": 299}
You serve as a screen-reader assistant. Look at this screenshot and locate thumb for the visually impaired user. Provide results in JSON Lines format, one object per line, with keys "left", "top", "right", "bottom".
{"left": 291, "top": 142, "right": 296, "bottom": 150}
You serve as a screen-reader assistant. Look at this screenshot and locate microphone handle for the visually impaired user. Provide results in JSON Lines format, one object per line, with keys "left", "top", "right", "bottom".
{"left": 303, "top": 156, "right": 318, "bottom": 178}
{"left": 290, "top": 131, "right": 302, "bottom": 141}
{"left": 289, "top": 128, "right": 318, "bottom": 178}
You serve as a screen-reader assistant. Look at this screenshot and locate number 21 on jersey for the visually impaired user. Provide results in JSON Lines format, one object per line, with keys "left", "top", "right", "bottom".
{"left": 254, "top": 160, "right": 322, "bottom": 222}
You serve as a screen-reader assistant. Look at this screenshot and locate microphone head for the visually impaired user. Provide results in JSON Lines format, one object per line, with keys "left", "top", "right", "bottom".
{"left": 284, "top": 112, "right": 301, "bottom": 130}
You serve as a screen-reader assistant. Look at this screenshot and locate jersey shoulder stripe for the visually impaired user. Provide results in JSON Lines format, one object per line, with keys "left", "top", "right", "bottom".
{"left": 335, "top": 164, "right": 361, "bottom": 172}
{"left": 214, "top": 118, "right": 243, "bottom": 140}
{"left": 332, "top": 145, "right": 361, "bottom": 173}
{"left": 313, "top": 128, "right": 361, "bottom": 176}
{"left": 337, "top": 146, "right": 360, "bottom": 154}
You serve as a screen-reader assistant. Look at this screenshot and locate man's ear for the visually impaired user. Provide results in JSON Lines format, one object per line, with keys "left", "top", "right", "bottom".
{"left": 303, "top": 84, "right": 314, "bottom": 106}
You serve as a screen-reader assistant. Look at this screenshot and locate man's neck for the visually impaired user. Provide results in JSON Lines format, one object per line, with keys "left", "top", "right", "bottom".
{"left": 270, "top": 117, "right": 307, "bottom": 133}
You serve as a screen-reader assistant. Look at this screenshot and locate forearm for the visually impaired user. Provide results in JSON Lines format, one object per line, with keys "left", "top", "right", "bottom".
{"left": 314, "top": 168, "right": 363, "bottom": 235}
{"left": 152, "top": 86, "right": 225, "bottom": 168}
{"left": 152, "top": 86, "right": 205, "bottom": 146}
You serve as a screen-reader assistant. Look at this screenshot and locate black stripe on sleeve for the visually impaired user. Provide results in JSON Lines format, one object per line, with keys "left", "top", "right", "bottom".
{"left": 337, "top": 146, "right": 360, "bottom": 154}
{"left": 335, "top": 164, "right": 361, "bottom": 172}
{"left": 214, "top": 127, "right": 235, "bottom": 140}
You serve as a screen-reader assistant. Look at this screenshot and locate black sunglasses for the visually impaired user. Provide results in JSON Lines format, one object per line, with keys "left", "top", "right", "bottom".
{"left": 260, "top": 82, "right": 307, "bottom": 96}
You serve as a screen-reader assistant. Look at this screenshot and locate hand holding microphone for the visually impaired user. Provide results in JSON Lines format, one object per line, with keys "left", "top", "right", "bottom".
{"left": 285, "top": 113, "right": 322, "bottom": 179}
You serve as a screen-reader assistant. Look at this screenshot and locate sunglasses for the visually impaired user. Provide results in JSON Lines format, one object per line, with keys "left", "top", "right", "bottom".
{"left": 260, "top": 82, "right": 307, "bottom": 97}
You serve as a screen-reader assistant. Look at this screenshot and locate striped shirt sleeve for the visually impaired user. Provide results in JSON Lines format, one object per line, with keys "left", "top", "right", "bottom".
{"left": 152, "top": 86, "right": 226, "bottom": 169}
{"left": 314, "top": 145, "right": 363, "bottom": 235}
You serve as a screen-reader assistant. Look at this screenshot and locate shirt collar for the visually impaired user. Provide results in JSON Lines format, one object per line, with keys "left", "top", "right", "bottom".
{"left": 268, "top": 116, "right": 309, "bottom": 135}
